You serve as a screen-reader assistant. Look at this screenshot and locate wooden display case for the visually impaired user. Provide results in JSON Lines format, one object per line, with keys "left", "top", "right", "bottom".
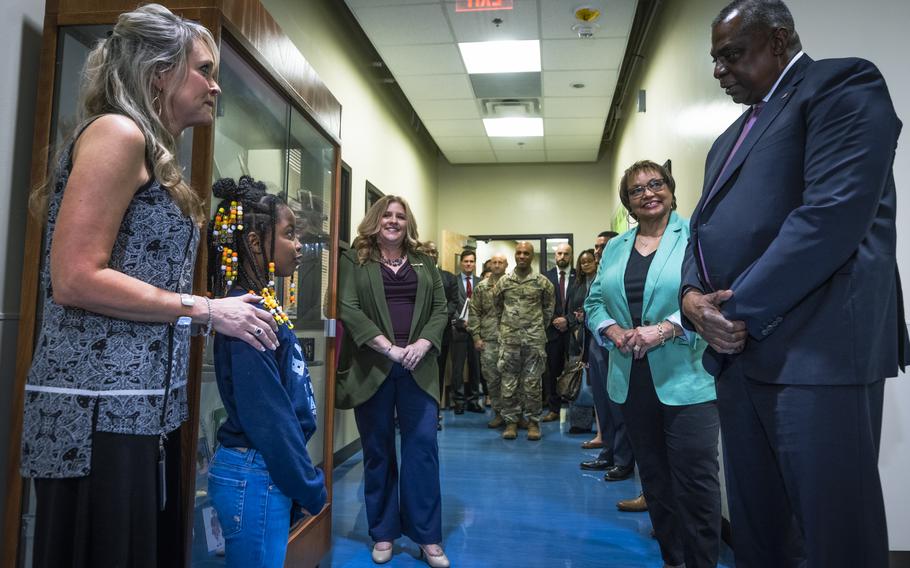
{"left": 4, "top": 1, "right": 342, "bottom": 566}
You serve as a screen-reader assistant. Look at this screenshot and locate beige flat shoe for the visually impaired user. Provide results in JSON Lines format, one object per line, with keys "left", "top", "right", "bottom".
{"left": 419, "top": 543, "right": 450, "bottom": 568}
{"left": 371, "top": 541, "right": 393, "bottom": 564}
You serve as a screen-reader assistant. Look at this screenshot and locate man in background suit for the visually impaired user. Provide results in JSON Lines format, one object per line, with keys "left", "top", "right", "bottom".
{"left": 419, "top": 241, "right": 458, "bottom": 426}
{"left": 451, "top": 250, "right": 483, "bottom": 414}
{"left": 541, "top": 243, "right": 575, "bottom": 421}
{"left": 681, "top": 1, "right": 908, "bottom": 566}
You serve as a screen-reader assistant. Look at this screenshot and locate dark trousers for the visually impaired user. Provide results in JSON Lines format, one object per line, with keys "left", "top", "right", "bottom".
{"left": 588, "top": 344, "right": 634, "bottom": 467}
{"left": 543, "top": 333, "right": 570, "bottom": 413}
{"left": 33, "top": 431, "right": 183, "bottom": 568}
{"left": 354, "top": 363, "right": 442, "bottom": 544}
{"left": 450, "top": 327, "right": 481, "bottom": 407}
{"left": 621, "top": 357, "right": 721, "bottom": 568}
{"left": 717, "top": 360, "right": 888, "bottom": 568}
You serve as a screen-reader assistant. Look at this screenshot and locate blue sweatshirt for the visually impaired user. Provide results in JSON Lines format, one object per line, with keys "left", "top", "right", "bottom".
{"left": 213, "top": 291, "right": 327, "bottom": 514}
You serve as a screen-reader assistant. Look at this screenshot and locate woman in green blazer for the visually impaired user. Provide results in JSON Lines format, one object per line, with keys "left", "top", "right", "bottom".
{"left": 337, "top": 195, "right": 449, "bottom": 567}
{"left": 585, "top": 161, "right": 721, "bottom": 568}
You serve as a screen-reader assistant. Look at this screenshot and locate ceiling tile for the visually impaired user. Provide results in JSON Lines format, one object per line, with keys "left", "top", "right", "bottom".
{"left": 434, "top": 136, "right": 492, "bottom": 151}
{"left": 494, "top": 149, "right": 548, "bottom": 162}
{"left": 542, "top": 69, "right": 618, "bottom": 97}
{"left": 346, "top": 0, "right": 439, "bottom": 7}
{"left": 349, "top": 4, "right": 453, "bottom": 46}
{"left": 543, "top": 97, "right": 610, "bottom": 118}
{"left": 542, "top": 38, "right": 627, "bottom": 71}
{"left": 544, "top": 117, "right": 606, "bottom": 136}
{"left": 444, "top": 0, "right": 540, "bottom": 42}
{"left": 444, "top": 150, "right": 499, "bottom": 164}
{"left": 397, "top": 74, "right": 476, "bottom": 99}
{"left": 379, "top": 44, "right": 465, "bottom": 76}
{"left": 540, "top": 0, "right": 637, "bottom": 40}
{"left": 411, "top": 99, "right": 481, "bottom": 120}
{"left": 545, "top": 134, "right": 602, "bottom": 150}
{"left": 489, "top": 137, "right": 545, "bottom": 150}
{"left": 424, "top": 119, "right": 486, "bottom": 137}
{"left": 546, "top": 148, "right": 600, "bottom": 162}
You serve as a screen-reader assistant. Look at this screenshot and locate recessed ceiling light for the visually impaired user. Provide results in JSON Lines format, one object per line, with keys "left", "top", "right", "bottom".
{"left": 458, "top": 40, "right": 541, "bottom": 74}
{"left": 483, "top": 117, "right": 543, "bottom": 137}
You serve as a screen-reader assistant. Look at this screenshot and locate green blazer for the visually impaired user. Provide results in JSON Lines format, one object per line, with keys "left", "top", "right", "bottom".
{"left": 584, "top": 212, "right": 715, "bottom": 406}
{"left": 336, "top": 248, "right": 448, "bottom": 409}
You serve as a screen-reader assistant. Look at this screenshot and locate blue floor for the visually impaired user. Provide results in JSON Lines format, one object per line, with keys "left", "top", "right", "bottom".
{"left": 324, "top": 408, "right": 735, "bottom": 567}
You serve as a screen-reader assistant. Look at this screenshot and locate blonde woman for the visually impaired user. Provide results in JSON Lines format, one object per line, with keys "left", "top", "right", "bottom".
{"left": 337, "top": 195, "right": 449, "bottom": 567}
{"left": 21, "top": 5, "right": 276, "bottom": 567}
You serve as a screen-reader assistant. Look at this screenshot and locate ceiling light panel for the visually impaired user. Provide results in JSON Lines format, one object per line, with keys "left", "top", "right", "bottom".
{"left": 483, "top": 117, "right": 544, "bottom": 137}
{"left": 542, "top": 38, "right": 628, "bottom": 71}
{"left": 459, "top": 40, "right": 541, "bottom": 74}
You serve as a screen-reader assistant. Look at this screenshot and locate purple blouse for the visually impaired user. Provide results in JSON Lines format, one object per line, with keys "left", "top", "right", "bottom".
{"left": 381, "top": 262, "right": 418, "bottom": 346}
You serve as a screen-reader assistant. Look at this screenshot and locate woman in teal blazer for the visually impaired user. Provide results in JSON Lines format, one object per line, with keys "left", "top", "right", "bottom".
{"left": 337, "top": 195, "right": 449, "bottom": 567}
{"left": 585, "top": 161, "right": 721, "bottom": 568}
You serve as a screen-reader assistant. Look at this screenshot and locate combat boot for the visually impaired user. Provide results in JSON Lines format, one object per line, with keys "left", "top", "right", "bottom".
{"left": 487, "top": 413, "right": 504, "bottom": 429}
{"left": 527, "top": 421, "right": 542, "bottom": 441}
{"left": 502, "top": 423, "right": 518, "bottom": 440}
{"left": 517, "top": 416, "right": 529, "bottom": 430}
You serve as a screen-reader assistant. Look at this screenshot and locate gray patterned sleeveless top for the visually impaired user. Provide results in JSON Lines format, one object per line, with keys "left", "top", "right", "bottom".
{"left": 20, "top": 138, "right": 199, "bottom": 478}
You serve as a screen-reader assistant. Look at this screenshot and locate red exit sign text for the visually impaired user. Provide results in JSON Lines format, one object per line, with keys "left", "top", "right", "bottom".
{"left": 455, "top": 0, "right": 514, "bottom": 13}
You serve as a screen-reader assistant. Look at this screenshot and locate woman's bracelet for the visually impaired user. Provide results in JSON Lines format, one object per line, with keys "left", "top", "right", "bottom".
{"left": 203, "top": 296, "right": 214, "bottom": 336}
{"left": 657, "top": 322, "right": 667, "bottom": 346}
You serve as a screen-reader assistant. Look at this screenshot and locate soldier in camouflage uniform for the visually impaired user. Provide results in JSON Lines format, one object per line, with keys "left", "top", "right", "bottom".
{"left": 468, "top": 253, "right": 508, "bottom": 428}
{"left": 494, "top": 242, "right": 555, "bottom": 441}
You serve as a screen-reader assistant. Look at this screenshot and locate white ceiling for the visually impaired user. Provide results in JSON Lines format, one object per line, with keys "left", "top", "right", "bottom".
{"left": 343, "top": 0, "right": 638, "bottom": 164}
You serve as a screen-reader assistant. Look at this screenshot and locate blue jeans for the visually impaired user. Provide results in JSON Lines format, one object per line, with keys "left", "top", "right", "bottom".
{"left": 208, "top": 447, "right": 292, "bottom": 568}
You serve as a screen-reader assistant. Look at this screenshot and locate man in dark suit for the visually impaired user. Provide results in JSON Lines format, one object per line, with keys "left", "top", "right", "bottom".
{"left": 541, "top": 243, "right": 575, "bottom": 422}
{"left": 418, "top": 241, "right": 458, "bottom": 424}
{"left": 681, "top": 2, "right": 908, "bottom": 566}
{"left": 451, "top": 249, "right": 483, "bottom": 414}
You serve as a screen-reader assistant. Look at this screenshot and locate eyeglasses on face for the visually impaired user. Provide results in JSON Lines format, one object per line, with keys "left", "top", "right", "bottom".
{"left": 627, "top": 178, "right": 666, "bottom": 199}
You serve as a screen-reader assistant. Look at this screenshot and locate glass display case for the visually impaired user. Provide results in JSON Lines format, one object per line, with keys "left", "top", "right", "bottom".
{"left": 6, "top": 3, "right": 342, "bottom": 567}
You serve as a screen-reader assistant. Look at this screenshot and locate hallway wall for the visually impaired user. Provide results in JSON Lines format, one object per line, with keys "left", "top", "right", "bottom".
{"left": 0, "top": 0, "right": 45, "bottom": 541}
{"left": 436, "top": 157, "right": 618, "bottom": 253}
{"left": 605, "top": 0, "right": 910, "bottom": 551}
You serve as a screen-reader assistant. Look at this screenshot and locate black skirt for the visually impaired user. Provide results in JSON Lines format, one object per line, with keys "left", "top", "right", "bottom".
{"left": 33, "top": 430, "right": 183, "bottom": 568}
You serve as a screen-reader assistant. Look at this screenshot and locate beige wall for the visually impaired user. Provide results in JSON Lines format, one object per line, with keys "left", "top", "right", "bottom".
{"left": 605, "top": 0, "right": 910, "bottom": 550}
{"left": 437, "top": 157, "right": 617, "bottom": 253}
{"left": 0, "top": 0, "right": 45, "bottom": 540}
{"left": 262, "top": 0, "right": 440, "bottom": 452}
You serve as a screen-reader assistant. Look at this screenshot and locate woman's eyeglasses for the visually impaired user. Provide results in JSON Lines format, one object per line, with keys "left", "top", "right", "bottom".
{"left": 628, "top": 178, "right": 666, "bottom": 199}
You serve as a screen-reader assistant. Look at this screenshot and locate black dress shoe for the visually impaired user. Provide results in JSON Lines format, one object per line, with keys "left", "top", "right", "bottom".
{"left": 454, "top": 406, "right": 464, "bottom": 415}
{"left": 604, "top": 464, "right": 634, "bottom": 481}
{"left": 580, "top": 458, "right": 613, "bottom": 471}
{"left": 466, "top": 402, "right": 484, "bottom": 413}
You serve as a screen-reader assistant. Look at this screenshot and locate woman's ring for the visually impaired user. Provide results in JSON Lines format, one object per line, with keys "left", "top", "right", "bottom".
{"left": 254, "top": 327, "right": 263, "bottom": 336}
{"left": 633, "top": 345, "right": 641, "bottom": 352}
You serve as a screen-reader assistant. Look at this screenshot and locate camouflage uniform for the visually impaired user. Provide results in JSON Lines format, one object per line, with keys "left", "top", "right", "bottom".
{"left": 468, "top": 278, "right": 503, "bottom": 413}
{"left": 493, "top": 270, "right": 555, "bottom": 424}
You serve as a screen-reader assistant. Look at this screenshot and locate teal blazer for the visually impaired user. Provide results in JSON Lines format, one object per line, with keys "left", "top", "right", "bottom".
{"left": 584, "top": 212, "right": 715, "bottom": 406}
{"left": 336, "top": 248, "right": 448, "bottom": 409}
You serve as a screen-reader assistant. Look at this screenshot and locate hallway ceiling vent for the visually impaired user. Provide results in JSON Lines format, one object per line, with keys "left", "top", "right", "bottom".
{"left": 480, "top": 97, "right": 541, "bottom": 118}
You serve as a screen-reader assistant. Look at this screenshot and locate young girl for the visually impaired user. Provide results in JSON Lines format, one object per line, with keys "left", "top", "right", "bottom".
{"left": 206, "top": 176, "right": 326, "bottom": 567}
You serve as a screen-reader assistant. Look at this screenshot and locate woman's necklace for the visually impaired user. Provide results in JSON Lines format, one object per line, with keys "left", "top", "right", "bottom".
{"left": 380, "top": 255, "right": 405, "bottom": 267}
{"left": 636, "top": 232, "right": 663, "bottom": 254}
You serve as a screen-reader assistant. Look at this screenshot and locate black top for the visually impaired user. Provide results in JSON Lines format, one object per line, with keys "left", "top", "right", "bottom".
{"left": 381, "top": 262, "right": 418, "bottom": 346}
{"left": 624, "top": 247, "right": 656, "bottom": 327}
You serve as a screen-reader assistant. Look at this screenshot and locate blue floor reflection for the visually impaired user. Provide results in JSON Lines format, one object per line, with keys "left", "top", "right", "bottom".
{"left": 324, "top": 408, "right": 735, "bottom": 567}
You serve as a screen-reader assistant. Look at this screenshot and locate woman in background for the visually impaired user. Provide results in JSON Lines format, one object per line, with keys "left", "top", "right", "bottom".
{"left": 337, "top": 195, "right": 449, "bottom": 567}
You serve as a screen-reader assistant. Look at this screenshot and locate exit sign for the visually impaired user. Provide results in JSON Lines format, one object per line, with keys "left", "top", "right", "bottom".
{"left": 455, "top": 0, "right": 514, "bottom": 12}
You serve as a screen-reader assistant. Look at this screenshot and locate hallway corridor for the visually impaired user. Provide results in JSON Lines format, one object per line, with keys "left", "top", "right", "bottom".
{"left": 324, "top": 409, "right": 736, "bottom": 567}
